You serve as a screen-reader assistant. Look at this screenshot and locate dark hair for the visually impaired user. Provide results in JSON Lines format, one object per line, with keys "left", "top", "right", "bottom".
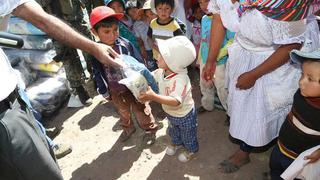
{"left": 125, "top": 0, "right": 141, "bottom": 14}
{"left": 154, "top": 0, "right": 174, "bottom": 9}
{"left": 93, "top": 17, "right": 119, "bottom": 31}
{"left": 192, "top": 2, "right": 200, "bottom": 14}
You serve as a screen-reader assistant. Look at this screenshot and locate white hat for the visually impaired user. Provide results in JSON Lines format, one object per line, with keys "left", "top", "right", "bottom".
{"left": 156, "top": 36, "right": 196, "bottom": 73}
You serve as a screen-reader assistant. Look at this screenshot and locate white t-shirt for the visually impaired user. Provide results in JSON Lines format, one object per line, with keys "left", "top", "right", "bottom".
{"left": 0, "top": 0, "right": 32, "bottom": 101}
{"left": 153, "top": 69, "right": 194, "bottom": 117}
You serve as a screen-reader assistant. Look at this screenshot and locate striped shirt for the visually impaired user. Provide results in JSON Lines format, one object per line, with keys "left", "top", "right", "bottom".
{"left": 278, "top": 89, "right": 320, "bottom": 158}
{"left": 147, "top": 17, "right": 186, "bottom": 60}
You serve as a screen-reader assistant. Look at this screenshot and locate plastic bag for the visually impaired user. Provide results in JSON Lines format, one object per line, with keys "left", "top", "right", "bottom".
{"left": 118, "top": 55, "right": 158, "bottom": 100}
{"left": 8, "top": 17, "right": 46, "bottom": 35}
{"left": 4, "top": 48, "right": 56, "bottom": 64}
{"left": 21, "top": 35, "right": 53, "bottom": 50}
{"left": 26, "top": 77, "right": 70, "bottom": 117}
{"left": 13, "top": 61, "right": 37, "bottom": 87}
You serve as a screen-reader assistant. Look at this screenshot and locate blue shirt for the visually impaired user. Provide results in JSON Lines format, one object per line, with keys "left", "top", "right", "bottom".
{"left": 200, "top": 15, "right": 235, "bottom": 65}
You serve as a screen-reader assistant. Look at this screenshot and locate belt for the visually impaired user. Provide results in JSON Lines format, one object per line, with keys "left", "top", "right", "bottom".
{"left": 0, "top": 87, "right": 19, "bottom": 114}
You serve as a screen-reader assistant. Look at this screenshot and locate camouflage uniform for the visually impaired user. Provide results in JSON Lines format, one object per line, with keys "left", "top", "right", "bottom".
{"left": 37, "top": 0, "right": 97, "bottom": 100}
{"left": 80, "top": 0, "right": 105, "bottom": 15}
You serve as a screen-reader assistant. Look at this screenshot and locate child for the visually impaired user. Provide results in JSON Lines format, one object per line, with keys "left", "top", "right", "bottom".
{"left": 269, "top": 49, "right": 320, "bottom": 179}
{"left": 148, "top": 0, "right": 186, "bottom": 60}
{"left": 139, "top": 36, "right": 199, "bottom": 162}
{"left": 105, "top": 0, "right": 141, "bottom": 52}
{"left": 197, "top": 0, "right": 234, "bottom": 113}
{"left": 89, "top": 6, "right": 158, "bottom": 142}
{"left": 127, "top": 0, "right": 157, "bottom": 71}
{"left": 190, "top": 3, "right": 203, "bottom": 64}
{"left": 203, "top": 0, "right": 319, "bottom": 173}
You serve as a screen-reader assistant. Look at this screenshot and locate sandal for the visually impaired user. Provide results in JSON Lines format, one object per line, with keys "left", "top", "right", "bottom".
{"left": 219, "top": 158, "right": 250, "bottom": 173}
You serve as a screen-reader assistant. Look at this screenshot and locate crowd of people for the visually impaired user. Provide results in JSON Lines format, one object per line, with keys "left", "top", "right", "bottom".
{"left": 0, "top": 0, "right": 320, "bottom": 179}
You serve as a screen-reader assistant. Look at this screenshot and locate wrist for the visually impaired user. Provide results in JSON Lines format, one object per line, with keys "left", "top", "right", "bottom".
{"left": 250, "top": 69, "right": 262, "bottom": 79}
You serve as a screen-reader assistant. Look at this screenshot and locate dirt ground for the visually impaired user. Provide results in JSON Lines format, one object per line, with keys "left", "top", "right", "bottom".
{"left": 47, "top": 69, "right": 272, "bottom": 180}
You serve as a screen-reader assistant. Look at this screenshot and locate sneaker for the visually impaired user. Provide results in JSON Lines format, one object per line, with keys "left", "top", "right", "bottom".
{"left": 53, "top": 143, "right": 72, "bottom": 159}
{"left": 165, "top": 144, "right": 180, "bottom": 156}
{"left": 119, "top": 128, "right": 136, "bottom": 142}
{"left": 46, "top": 127, "right": 61, "bottom": 139}
{"left": 142, "top": 132, "right": 156, "bottom": 146}
{"left": 178, "top": 150, "right": 195, "bottom": 162}
{"left": 75, "top": 86, "right": 92, "bottom": 105}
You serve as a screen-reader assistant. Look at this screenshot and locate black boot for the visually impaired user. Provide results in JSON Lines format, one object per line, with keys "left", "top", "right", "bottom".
{"left": 75, "top": 86, "right": 92, "bottom": 105}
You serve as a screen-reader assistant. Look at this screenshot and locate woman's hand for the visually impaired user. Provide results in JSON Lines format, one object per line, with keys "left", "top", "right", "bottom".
{"left": 304, "top": 149, "right": 320, "bottom": 164}
{"left": 236, "top": 71, "right": 259, "bottom": 90}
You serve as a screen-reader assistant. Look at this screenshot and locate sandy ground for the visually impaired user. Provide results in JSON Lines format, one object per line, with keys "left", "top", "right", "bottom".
{"left": 47, "top": 69, "right": 272, "bottom": 180}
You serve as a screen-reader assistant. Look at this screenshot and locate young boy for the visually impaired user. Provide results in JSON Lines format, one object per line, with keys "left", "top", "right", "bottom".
{"left": 89, "top": 6, "right": 158, "bottom": 142}
{"left": 126, "top": 0, "right": 156, "bottom": 70}
{"left": 105, "top": 0, "right": 141, "bottom": 52}
{"left": 136, "top": 0, "right": 158, "bottom": 71}
{"left": 197, "top": 0, "right": 234, "bottom": 115}
{"left": 269, "top": 49, "right": 320, "bottom": 179}
{"left": 139, "top": 36, "right": 199, "bottom": 162}
{"left": 148, "top": 0, "right": 186, "bottom": 60}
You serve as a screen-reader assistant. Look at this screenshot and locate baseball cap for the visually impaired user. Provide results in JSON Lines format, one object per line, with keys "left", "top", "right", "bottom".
{"left": 290, "top": 49, "right": 320, "bottom": 65}
{"left": 90, "top": 6, "right": 124, "bottom": 28}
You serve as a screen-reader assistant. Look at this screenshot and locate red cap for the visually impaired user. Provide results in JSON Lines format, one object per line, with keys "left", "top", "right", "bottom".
{"left": 90, "top": 6, "right": 124, "bottom": 27}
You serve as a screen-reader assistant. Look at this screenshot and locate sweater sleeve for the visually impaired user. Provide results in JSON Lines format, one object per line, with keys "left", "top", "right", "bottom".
{"left": 91, "top": 56, "right": 108, "bottom": 95}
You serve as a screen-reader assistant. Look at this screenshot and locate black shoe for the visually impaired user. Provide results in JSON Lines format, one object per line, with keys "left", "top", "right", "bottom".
{"left": 75, "top": 86, "right": 92, "bottom": 105}
{"left": 46, "top": 127, "right": 61, "bottom": 139}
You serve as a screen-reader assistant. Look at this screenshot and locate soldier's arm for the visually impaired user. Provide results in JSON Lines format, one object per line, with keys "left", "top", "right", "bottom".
{"left": 12, "top": 1, "right": 121, "bottom": 67}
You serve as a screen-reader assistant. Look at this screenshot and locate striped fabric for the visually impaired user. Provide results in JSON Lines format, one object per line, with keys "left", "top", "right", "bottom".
{"left": 238, "top": 0, "right": 320, "bottom": 21}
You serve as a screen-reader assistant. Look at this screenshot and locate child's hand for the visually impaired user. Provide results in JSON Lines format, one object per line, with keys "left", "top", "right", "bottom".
{"left": 139, "top": 86, "right": 155, "bottom": 103}
{"left": 304, "top": 149, "right": 320, "bottom": 164}
{"left": 236, "top": 71, "right": 258, "bottom": 90}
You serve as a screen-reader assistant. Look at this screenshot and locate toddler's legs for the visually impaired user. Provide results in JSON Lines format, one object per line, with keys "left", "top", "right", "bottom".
{"left": 168, "top": 108, "right": 199, "bottom": 153}
{"left": 179, "top": 108, "right": 199, "bottom": 153}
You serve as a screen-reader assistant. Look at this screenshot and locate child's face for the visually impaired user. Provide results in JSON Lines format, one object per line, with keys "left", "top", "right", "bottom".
{"left": 194, "top": 7, "right": 204, "bottom": 21}
{"left": 157, "top": 54, "right": 169, "bottom": 70}
{"left": 93, "top": 24, "right": 119, "bottom": 46}
{"left": 155, "top": 3, "right": 173, "bottom": 21}
{"left": 127, "top": 8, "right": 140, "bottom": 21}
{"left": 145, "top": 9, "right": 157, "bottom": 21}
{"left": 299, "top": 61, "right": 320, "bottom": 97}
{"left": 109, "top": 1, "right": 124, "bottom": 13}
{"left": 198, "top": 0, "right": 210, "bottom": 14}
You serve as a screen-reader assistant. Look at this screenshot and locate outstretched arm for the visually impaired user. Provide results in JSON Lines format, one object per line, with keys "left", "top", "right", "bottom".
{"left": 12, "top": 1, "right": 121, "bottom": 67}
